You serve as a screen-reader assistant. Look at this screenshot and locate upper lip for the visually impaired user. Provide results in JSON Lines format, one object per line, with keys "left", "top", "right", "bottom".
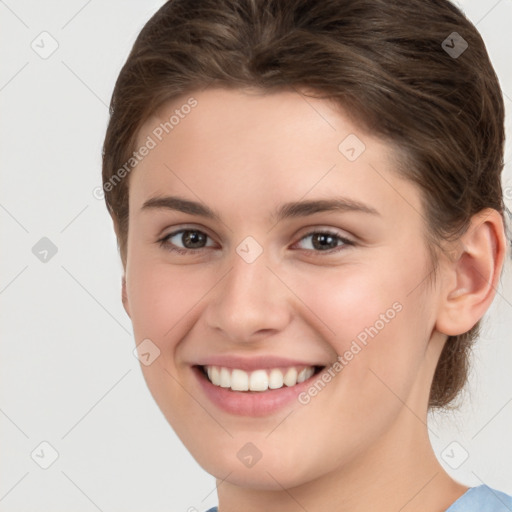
{"left": 193, "top": 355, "right": 328, "bottom": 371}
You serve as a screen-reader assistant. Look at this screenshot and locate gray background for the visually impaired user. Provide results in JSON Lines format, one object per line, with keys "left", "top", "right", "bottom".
{"left": 1, "top": 1, "right": 511, "bottom": 511}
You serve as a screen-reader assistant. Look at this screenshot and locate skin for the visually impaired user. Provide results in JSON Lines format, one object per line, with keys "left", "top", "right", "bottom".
{"left": 116, "top": 87, "right": 506, "bottom": 512}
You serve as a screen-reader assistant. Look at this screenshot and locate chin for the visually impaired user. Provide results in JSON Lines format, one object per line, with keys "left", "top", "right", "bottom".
{"left": 195, "top": 448, "right": 318, "bottom": 491}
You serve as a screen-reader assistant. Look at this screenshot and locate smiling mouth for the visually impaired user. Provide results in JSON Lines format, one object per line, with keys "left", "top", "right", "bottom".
{"left": 198, "top": 364, "right": 325, "bottom": 392}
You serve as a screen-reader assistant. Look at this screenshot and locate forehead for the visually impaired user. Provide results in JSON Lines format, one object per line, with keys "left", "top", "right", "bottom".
{"left": 130, "top": 88, "right": 423, "bottom": 223}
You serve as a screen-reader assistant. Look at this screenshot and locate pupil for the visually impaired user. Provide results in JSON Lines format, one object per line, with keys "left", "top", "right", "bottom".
{"left": 183, "top": 230, "right": 206, "bottom": 248}
{"left": 313, "top": 233, "right": 337, "bottom": 250}
{"left": 180, "top": 231, "right": 338, "bottom": 250}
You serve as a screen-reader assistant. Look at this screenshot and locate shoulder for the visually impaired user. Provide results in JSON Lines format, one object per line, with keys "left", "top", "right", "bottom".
{"left": 203, "top": 488, "right": 512, "bottom": 512}
{"left": 446, "top": 485, "right": 512, "bottom": 511}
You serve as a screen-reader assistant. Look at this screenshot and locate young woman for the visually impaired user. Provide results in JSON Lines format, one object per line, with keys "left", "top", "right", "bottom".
{"left": 101, "top": 0, "right": 512, "bottom": 510}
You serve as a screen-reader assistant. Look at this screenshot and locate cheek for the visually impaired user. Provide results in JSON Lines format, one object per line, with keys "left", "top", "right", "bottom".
{"left": 125, "top": 254, "right": 215, "bottom": 348}
{"left": 290, "top": 262, "right": 397, "bottom": 344}
{"left": 125, "top": 257, "right": 209, "bottom": 415}
{"left": 294, "top": 257, "right": 432, "bottom": 398}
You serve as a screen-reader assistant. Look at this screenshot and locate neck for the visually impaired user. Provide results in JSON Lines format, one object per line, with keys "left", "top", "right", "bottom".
{"left": 216, "top": 405, "right": 468, "bottom": 512}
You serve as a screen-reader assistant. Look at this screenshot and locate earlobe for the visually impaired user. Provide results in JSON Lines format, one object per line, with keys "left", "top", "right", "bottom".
{"left": 435, "top": 209, "right": 506, "bottom": 337}
{"left": 122, "top": 275, "right": 131, "bottom": 318}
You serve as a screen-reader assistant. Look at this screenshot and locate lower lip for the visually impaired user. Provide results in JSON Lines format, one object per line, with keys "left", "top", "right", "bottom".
{"left": 192, "top": 366, "right": 323, "bottom": 417}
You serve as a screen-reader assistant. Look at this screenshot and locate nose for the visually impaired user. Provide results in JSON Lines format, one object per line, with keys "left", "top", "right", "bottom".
{"left": 204, "top": 244, "right": 292, "bottom": 343}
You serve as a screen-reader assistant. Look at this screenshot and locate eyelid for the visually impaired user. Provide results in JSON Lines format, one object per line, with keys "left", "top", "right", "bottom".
{"left": 296, "top": 226, "right": 354, "bottom": 242}
{"left": 292, "top": 228, "right": 355, "bottom": 251}
{"left": 157, "top": 226, "right": 217, "bottom": 251}
{"left": 157, "top": 224, "right": 355, "bottom": 255}
{"left": 158, "top": 223, "right": 217, "bottom": 242}
{"left": 158, "top": 223, "right": 354, "bottom": 241}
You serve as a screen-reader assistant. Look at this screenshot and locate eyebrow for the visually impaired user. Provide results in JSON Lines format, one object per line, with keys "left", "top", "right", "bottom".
{"left": 141, "top": 195, "right": 380, "bottom": 222}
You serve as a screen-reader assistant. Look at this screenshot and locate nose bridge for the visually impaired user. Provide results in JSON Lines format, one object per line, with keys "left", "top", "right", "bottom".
{"left": 205, "top": 240, "right": 290, "bottom": 341}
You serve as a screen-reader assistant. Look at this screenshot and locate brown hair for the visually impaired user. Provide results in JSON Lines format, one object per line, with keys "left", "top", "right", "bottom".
{"left": 102, "top": 0, "right": 508, "bottom": 409}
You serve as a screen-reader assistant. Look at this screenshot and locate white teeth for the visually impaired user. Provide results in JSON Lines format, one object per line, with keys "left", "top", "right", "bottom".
{"left": 297, "top": 367, "right": 314, "bottom": 383}
{"left": 203, "top": 365, "right": 317, "bottom": 391}
{"left": 283, "top": 367, "right": 298, "bottom": 386}
{"left": 268, "top": 368, "right": 284, "bottom": 389}
{"left": 231, "top": 369, "right": 249, "bottom": 391}
{"left": 208, "top": 366, "right": 219, "bottom": 384}
{"left": 249, "top": 370, "right": 269, "bottom": 391}
{"left": 219, "top": 367, "right": 231, "bottom": 388}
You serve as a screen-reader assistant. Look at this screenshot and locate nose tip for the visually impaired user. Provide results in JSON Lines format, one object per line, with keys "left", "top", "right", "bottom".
{"left": 204, "top": 249, "right": 291, "bottom": 343}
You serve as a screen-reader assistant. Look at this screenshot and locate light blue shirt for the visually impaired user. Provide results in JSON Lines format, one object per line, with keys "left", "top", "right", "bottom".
{"left": 445, "top": 485, "right": 512, "bottom": 511}
{"left": 204, "top": 484, "right": 512, "bottom": 511}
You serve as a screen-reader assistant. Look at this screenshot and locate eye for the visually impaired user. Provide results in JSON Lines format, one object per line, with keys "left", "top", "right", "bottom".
{"left": 293, "top": 229, "right": 354, "bottom": 253}
{"left": 157, "top": 227, "right": 354, "bottom": 255}
{"left": 158, "top": 228, "right": 215, "bottom": 254}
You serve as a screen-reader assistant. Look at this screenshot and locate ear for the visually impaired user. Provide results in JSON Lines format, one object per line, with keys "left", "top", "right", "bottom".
{"left": 111, "top": 215, "right": 131, "bottom": 318}
{"left": 435, "top": 208, "right": 507, "bottom": 336}
{"left": 122, "top": 274, "right": 131, "bottom": 318}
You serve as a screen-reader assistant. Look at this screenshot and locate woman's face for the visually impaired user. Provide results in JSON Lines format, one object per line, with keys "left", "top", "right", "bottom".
{"left": 123, "top": 88, "right": 446, "bottom": 489}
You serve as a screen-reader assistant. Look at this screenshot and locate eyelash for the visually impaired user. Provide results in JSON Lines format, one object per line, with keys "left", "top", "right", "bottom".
{"left": 156, "top": 228, "right": 355, "bottom": 256}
